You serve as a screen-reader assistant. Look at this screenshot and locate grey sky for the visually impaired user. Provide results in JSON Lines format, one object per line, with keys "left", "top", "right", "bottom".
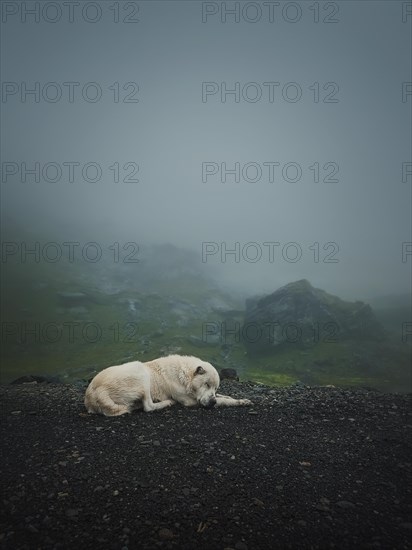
{"left": 1, "top": 0, "right": 411, "bottom": 300}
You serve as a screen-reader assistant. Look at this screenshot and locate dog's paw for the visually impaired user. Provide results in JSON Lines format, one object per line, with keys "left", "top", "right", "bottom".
{"left": 165, "top": 399, "right": 175, "bottom": 407}
{"left": 238, "top": 398, "right": 253, "bottom": 406}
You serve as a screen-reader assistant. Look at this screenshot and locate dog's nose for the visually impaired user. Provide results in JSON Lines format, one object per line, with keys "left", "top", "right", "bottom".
{"left": 208, "top": 397, "right": 216, "bottom": 407}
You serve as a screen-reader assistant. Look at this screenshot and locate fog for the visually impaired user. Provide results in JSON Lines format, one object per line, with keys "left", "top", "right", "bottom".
{"left": 1, "top": 1, "right": 411, "bottom": 302}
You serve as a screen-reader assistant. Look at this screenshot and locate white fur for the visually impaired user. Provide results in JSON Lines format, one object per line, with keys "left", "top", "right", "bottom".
{"left": 84, "top": 354, "right": 252, "bottom": 416}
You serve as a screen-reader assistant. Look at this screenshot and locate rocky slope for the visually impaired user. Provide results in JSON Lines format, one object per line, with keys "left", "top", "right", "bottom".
{"left": 1, "top": 380, "right": 411, "bottom": 549}
{"left": 243, "top": 280, "right": 385, "bottom": 355}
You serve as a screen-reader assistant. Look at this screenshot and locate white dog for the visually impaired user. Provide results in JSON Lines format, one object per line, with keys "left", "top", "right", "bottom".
{"left": 84, "top": 354, "right": 252, "bottom": 416}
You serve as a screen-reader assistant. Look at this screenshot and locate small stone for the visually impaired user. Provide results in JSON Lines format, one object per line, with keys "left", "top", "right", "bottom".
{"left": 315, "top": 504, "right": 330, "bottom": 512}
{"left": 336, "top": 500, "right": 355, "bottom": 509}
{"left": 158, "top": 528, "right": 174, "bottom": 540}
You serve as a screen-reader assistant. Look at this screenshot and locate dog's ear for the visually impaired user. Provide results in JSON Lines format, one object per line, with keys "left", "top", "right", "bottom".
{"left": 195, "top": 366, "right": 206, "bottom": 375}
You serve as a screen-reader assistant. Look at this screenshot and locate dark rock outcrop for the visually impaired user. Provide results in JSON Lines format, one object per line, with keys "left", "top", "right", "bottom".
{"left": 219, "top": 368, "right": 239, "bottom": 381}
{"left": 243, "top": 280, "right": 385, "bottom": 355}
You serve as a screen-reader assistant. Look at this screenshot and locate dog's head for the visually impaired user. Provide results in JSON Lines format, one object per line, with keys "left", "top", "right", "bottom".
{"left": 191, "top": 361, "right": 220, "bottom": 408}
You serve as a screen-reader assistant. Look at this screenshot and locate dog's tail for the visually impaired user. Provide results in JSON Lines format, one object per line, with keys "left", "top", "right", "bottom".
{"left": 85, "top": 386, "right": 130, "bottom": 416}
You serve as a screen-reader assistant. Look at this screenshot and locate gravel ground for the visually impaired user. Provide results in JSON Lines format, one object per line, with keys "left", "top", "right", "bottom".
{"left": 0, "top": 380, "right": 411, "bottom": 550}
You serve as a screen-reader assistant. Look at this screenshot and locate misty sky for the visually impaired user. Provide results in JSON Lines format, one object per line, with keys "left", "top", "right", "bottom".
{"left": 1, "top": 0, "right": 411, "bottom": 300}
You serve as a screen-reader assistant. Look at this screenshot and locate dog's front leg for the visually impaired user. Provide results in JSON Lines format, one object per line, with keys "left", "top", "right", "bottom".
{"left": 143, "top": 399, "right": 175, "bottom": 412}
{"left": 215, "top": 394, "right": 253, "bottom": 407}
{"left": 175, "top": 395, "right": 198, "bottom": 407}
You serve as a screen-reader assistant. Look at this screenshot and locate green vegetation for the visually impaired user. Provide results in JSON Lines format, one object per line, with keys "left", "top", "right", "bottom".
{"left": 1, "top": 257, "right": 410, "bottom": 393}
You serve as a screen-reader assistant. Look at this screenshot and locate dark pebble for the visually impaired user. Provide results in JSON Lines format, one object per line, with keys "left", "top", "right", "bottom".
{"left": 336, "top": 500, "right": 356, "bottom": 509}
